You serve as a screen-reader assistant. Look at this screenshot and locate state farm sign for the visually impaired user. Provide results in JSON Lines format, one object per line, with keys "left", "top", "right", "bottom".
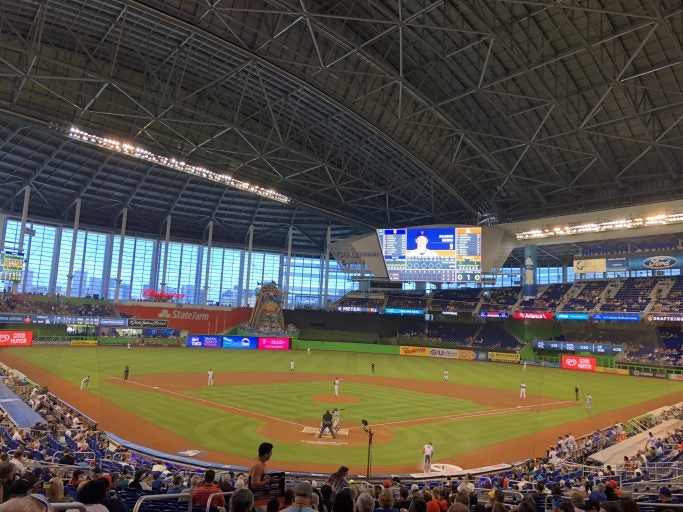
{"left": 561, "top": 354, "right": 596, "bottom": 372}
{"left": 0, "top": 330, "right": 33, "bottom": 346}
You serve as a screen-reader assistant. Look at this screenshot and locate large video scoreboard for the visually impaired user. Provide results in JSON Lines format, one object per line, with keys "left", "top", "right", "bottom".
{"left": 0, "top": 251, "right": 25, "bottom": 282}
{"left": 376, "top": 226, "right": 481, "bottom": 283}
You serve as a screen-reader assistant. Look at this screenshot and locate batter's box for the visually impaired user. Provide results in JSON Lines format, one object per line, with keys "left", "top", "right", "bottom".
{"left": 302, "top": 426, "right": 349, "bottom": 436}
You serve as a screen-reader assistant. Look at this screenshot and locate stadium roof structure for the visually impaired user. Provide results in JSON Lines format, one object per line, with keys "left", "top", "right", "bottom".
{"left": 0, "top": 0, "right": 681, "bottom": 261}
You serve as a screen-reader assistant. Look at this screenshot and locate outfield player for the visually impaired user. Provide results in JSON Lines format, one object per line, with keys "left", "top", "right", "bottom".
{"left": 124, "top": 365, "right": 130, "bottom": 381}
{"left": 585, "top": 393, "right": 592, "bottom": 411}
{"left": 575, "top": 385, "right": 579, "bottom": 401}
{"left": 371, "top": 362, "right": 375, "bottom": 375}
{"left": 307, "top": 347, "right": 311, "bottom": 356}
{"left": 523, "top": 360, "right": 527, "bottom": 371}
{"left": 443, "top": 370, "right": 449, "bottom": 382}
{"left": 520, "top": 381, "right": 526, "bottom": 399}
{"left": 80, "top": 375, "right": 90, "bottom": 391}
{"left": 290, "top": 360, "right": 295, "bottom": 372}
{"left": 208, "top": 368, "right": 214, "bottom": 386}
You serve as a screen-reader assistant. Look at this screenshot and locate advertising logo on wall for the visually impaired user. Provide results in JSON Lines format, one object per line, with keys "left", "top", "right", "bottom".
{"left": 561, "top": 355, "right": 596, "bottom": 372}
{"left": 0, "top": 331, "right": 33, "bottom": 346}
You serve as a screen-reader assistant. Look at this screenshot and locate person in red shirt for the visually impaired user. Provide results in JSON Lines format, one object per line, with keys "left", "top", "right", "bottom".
{"left": 192, "top": 470, "right": 225, "bottom": 509}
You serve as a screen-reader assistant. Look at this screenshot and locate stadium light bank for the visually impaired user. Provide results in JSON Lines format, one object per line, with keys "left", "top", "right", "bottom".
{"left": 64, "top": 126, "right": 291, "bottom": 204}
{"left": 516, "top": 213, "right": 683, "bottom": 240}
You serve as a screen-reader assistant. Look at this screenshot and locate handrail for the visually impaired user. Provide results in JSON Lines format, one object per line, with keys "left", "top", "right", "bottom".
{"left": 131, "top": 492, "right": 193, "bottom": 512}
{"left": 49, "top": 503, "right": 88, "bottom": 512}
{"left": 206, "top": 491, "right": 234, "bottom": 512}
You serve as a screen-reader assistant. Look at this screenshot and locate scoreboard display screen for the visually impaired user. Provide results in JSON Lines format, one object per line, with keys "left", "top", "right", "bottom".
{"left": 376, "top": 226, "right": 481, "bottom": 283}
{"left": 0, "top": 251, "right": 25, "bottom": 282}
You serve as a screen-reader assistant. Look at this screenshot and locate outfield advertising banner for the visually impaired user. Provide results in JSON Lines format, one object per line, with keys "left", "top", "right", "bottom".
{"left": 593, "top": 313, "right": 640, "bottom": 322}
{"left": 0, "top": 330, "right": 33, "bottom": 346}
{"left": 70, "top": 340, "right": 98, "bottom": 347}
{"left": 127, "top": 319, "right": 169, "bottom": 329}
{"left": 32, "top": 339, "right": 72, "bottom": 346}
{"left": 186, "top": 335, "right": 222, "bottom": 348}
{"left": 594, "top": 367, "right": 629, "bottom": 375}
{"left": 478, "top": 311, "right": 509, "bottom": 318}
{"left": 630, "top": 369, "right": 667, "bottom": 379}
{"left": 475, "top": 351, "right": 489, "bottom": 361}
{"left": 258, "top": 337, "right": 291, "bottom": 350}
{"left": 222, "top": 336, "right": 258, "bottom": 350}
{"left": 555, "top": 312, "right": 590, "bottom": 321}
{"left": 513, "top": 312, "right": 553, "bottom": 320}
{"left": 669, "top": 374, "right": 683, "bottom": 381}
{"left": 488, "top": 352, "right": 520, "bottom": 363}
{"left": 99, "top": 318, "right": 129, "bottom": 327}
{"left": 428, "top": 347, "right": 460, "bottom": 359}
{"left": 524, "top": 360, "right": 561, "bottom": 368}
{"left": 647, "top": 313, "right": 683, "bottom": 322}
{"left": 561, "top": 355, "right": 596, "bottom": 372}
{"left": 399, "top": 346, "right": 429, "bottom": 357}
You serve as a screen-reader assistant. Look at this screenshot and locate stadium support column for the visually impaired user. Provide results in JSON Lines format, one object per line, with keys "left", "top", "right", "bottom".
{"left": 323, "top": 225, "right": 331, "bottom": 308}
{"left": 203, "top": 221, "right": 213, "bottom": 305}
{"left": 523, "top": 245, "right": 538, "bottom": 298}
{"left": 11, "top": 186, "right": 31, "bottom": 294}
{"left": 244, "top": 224, "right": 253, "bottom": 307}
{"left": 160, "top": 215, "right": 171, "bottom": 293}
{"left": 283, "top": 225, "right": 293, "bottom": 309}
{"left": 65, "top": 198, "right": 81, "bottom": 297}
{"left": 113, "top": 207, "right": 128, "bottom": 303}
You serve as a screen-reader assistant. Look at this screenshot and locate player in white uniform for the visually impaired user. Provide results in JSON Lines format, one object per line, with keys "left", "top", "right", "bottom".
{"left": 422, "top": 442, "right": 434, "bottom": 473}
{"left": 80, "top": 376, "right": 90, "bottom": 391}
{"left": 585, "top": 393, "right": 592, "bottom": 411}
{"left": 443, "top": 370, "right": 449, "bottom": 382}
{"left": 307, "top": 347, "right": 311, "bottom": 356}
{"left": 333, "top": 377, "right": 341, "bottom": 396}
{"left": 290, "top": 360, "right": 295, "bottom": 372}
{"left": 207, "top": 369, "right": 214, "bottom": 386}
{"left": 523, "top": 360, "right": 527, "bottom": 371}
{"left": 520, "top": 381, "right": 526, "bottom": 398}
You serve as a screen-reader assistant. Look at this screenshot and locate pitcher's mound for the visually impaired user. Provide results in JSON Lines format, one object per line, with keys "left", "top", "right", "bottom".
{"left": 312, "top": 394, "right": 360, "bottom": 403}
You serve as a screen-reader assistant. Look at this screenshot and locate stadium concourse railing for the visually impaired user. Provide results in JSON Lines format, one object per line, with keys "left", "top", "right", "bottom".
{"left": 130, "top": 492, "right": 193, "bottom": 512}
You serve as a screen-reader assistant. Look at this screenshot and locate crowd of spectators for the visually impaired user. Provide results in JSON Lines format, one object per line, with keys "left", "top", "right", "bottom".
{"left": 0, "top": 294, "right": 116, "bottom": 317}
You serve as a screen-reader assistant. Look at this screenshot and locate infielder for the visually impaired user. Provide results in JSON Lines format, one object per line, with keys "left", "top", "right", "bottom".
{"left": 80, "top": 375, "right": 90, "bottom": 391}
{"left": 585, "top": 393, "right": 592, "bottom": 411}
{"left": 208, "top": 368, "right": 214, "bottom": 386}
{"left": 520, "top": 381, "right": 526, "bottom": 399}
{"left": 443, "top": 370, "right": 449, "bottom": 382}
{"left": 333, "top": 377, "right": 341, "bottom": 397}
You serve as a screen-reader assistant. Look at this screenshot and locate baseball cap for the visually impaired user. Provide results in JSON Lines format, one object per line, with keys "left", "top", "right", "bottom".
{"left": 295, "top": 481, "right": 313, "bottom": 498}
{"left": 659, "top": 487, "right": 672, "bottom": 497}
{"left": 410, "top": 484, "right": 419, "bottom": 491}
{"left": 383, "top": 480, "right": 391, "bottom": 488}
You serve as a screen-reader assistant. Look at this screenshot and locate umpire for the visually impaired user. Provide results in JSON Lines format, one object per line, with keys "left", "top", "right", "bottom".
{"left": 317, "top": 410, "right": 336, "bottom": 438}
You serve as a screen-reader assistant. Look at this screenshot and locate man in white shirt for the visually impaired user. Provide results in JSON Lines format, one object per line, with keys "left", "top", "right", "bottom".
{"left": 207, "top": 369, "right": 214, "bottom": 386}
{"left": 422, "top": 442, "right": 434, "bottom": 473}
{"left": 520, "top": 382, "right": 527, "bottom": 398}
{"left": 443, "top": 370, "right": 449, "bottom": 382}
{"left": 333, "top": 378, "right": 341, "bottom": 397}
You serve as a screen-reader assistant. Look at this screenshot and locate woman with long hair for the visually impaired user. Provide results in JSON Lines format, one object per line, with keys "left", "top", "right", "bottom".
{"left": 326, "top": 467, "right": 350, "bottom": 494}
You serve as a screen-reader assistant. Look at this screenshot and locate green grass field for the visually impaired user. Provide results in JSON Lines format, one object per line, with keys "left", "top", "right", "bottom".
{"left": 5, "top": 347, "right": 682, "bottom": 471}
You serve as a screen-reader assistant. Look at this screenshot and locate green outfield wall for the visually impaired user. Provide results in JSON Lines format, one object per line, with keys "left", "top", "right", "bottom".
{"left": 292, "top": 339, "right": 399, "bottom": 354}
